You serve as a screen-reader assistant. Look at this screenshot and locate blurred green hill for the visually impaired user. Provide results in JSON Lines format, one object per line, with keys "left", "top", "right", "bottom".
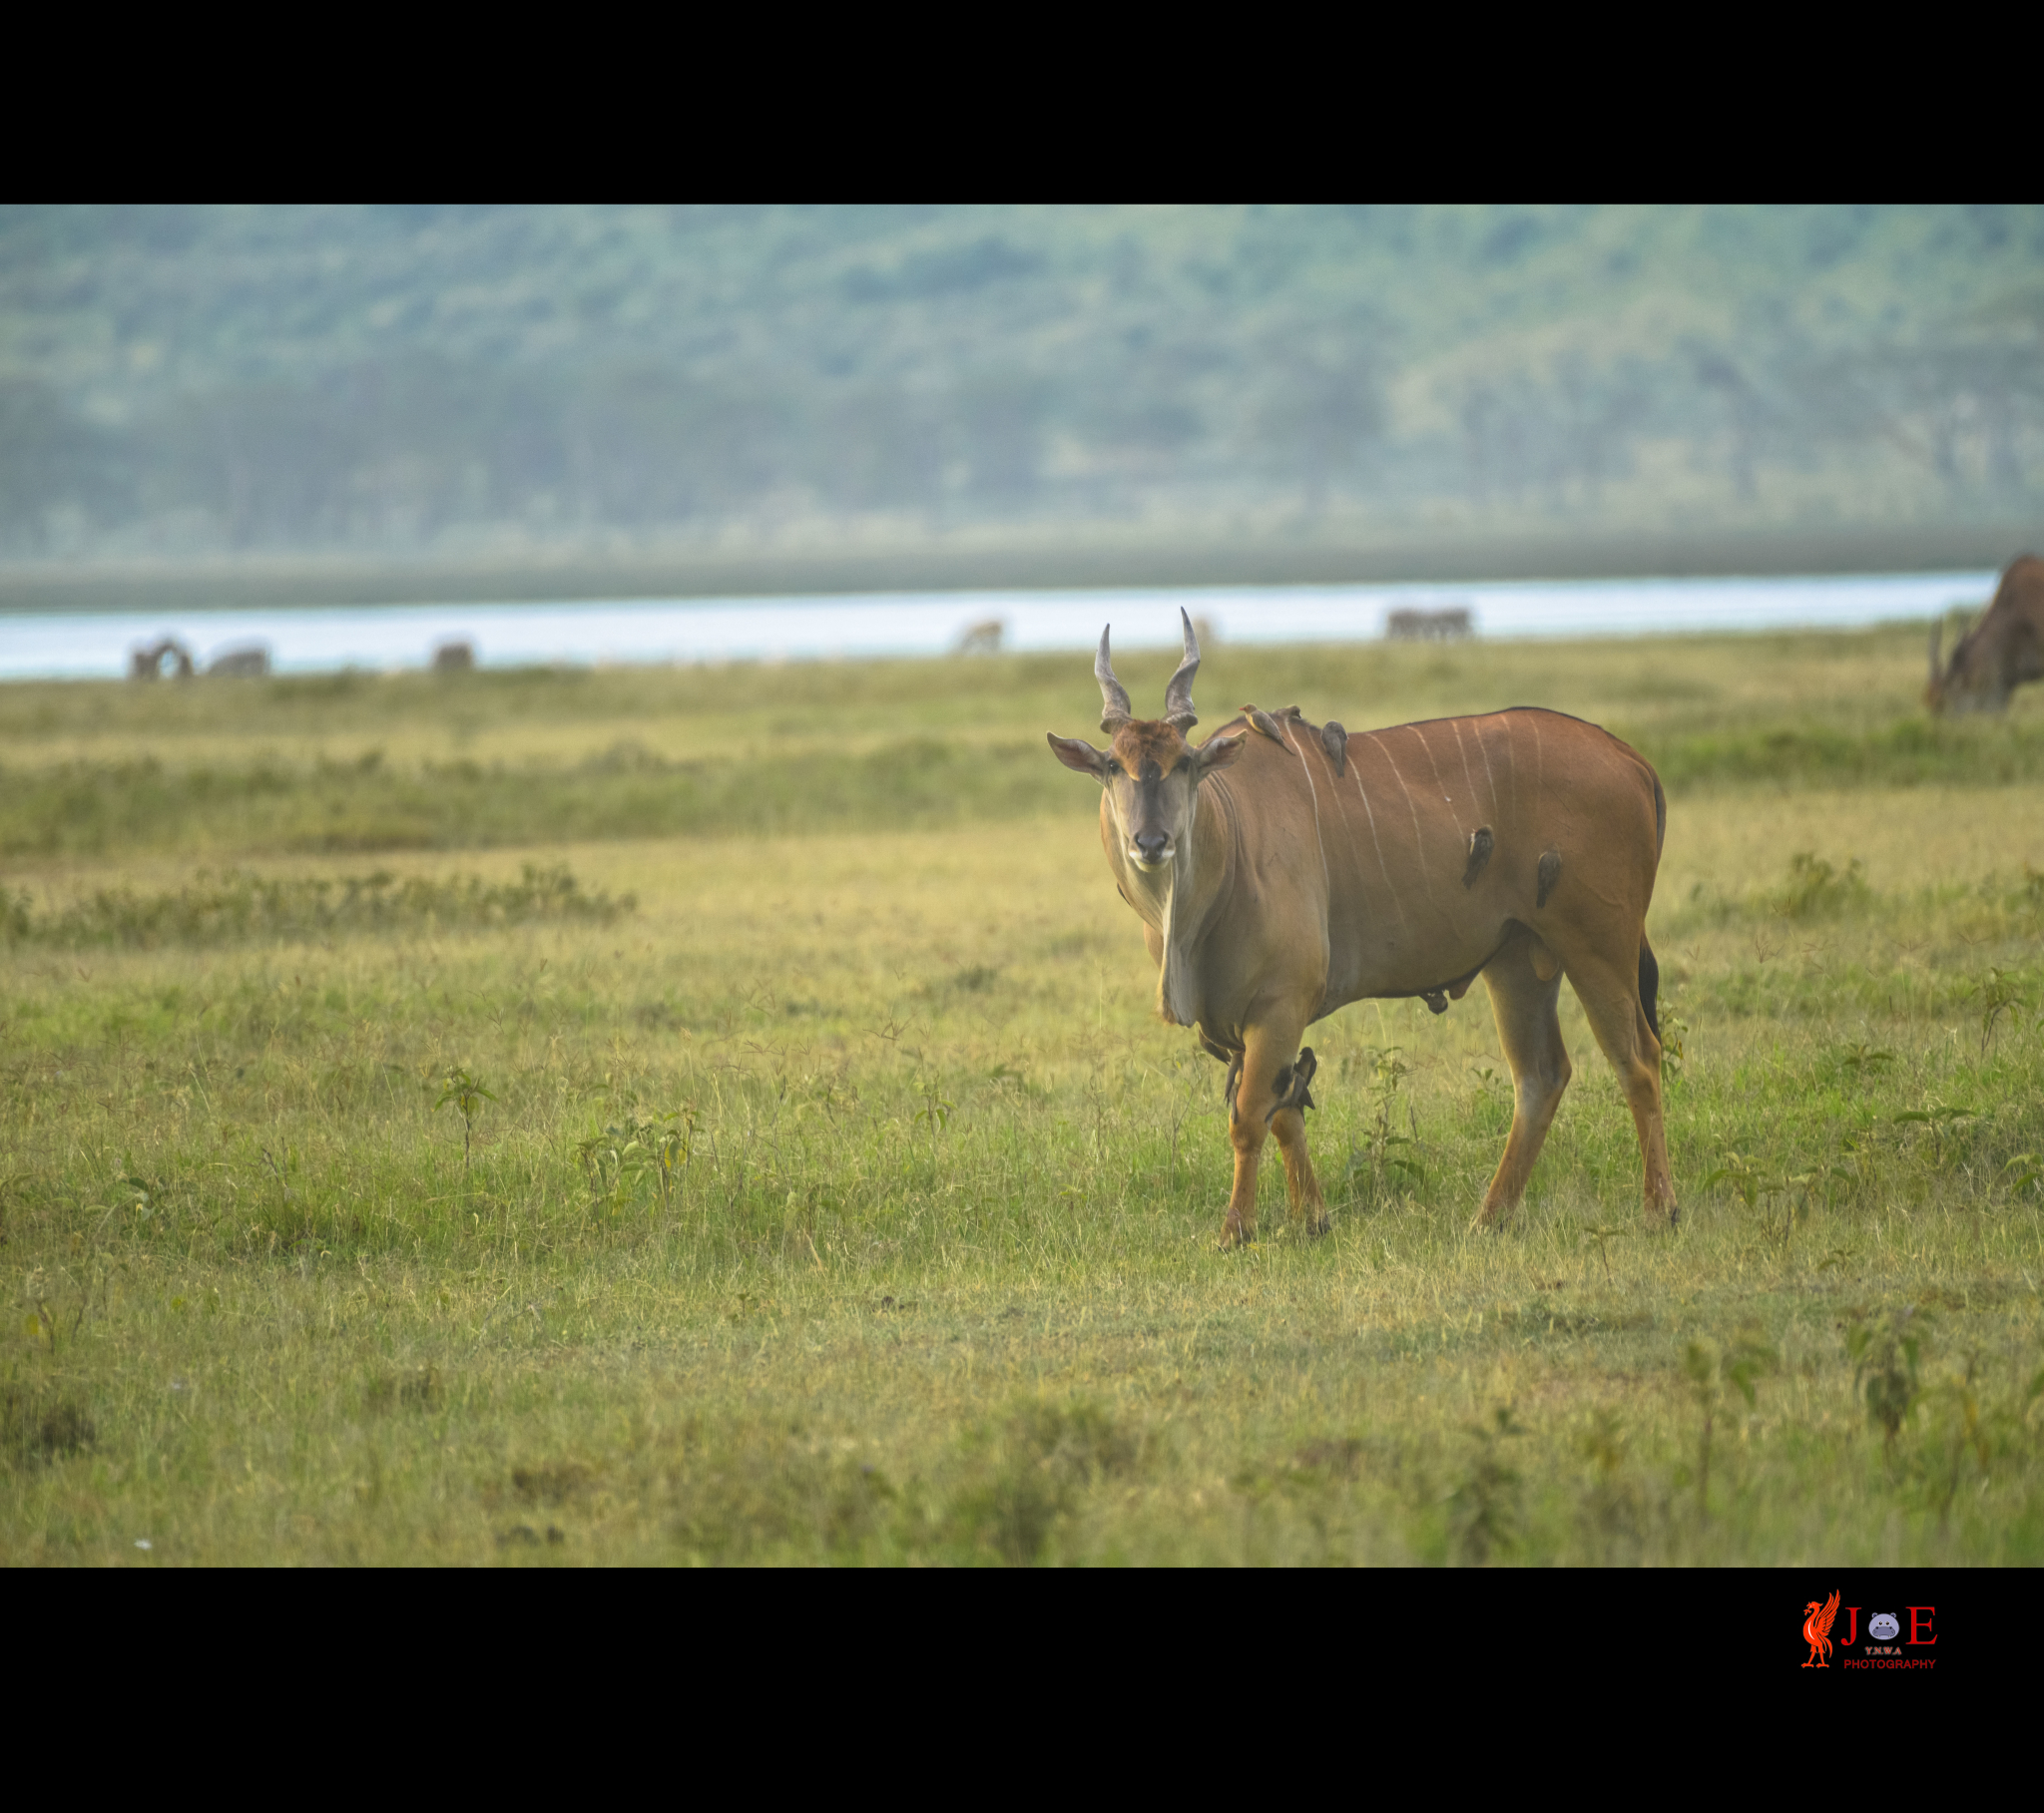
{"left": 2, "top": 205, "right": 2041, "bottom": 601}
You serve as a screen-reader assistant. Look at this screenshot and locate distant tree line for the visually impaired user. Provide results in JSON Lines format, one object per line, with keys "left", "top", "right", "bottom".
{"left": 7, "top": 341, "right": 2038, "bottom": 556}
{"left": 2, "top": 205, "right": 2040, "bottom": 557}
{"left": 0, "top": 353, "right": 1398, "bottom": 551}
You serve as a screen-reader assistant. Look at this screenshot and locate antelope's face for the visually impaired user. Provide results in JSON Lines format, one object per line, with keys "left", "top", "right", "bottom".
{"left": 1046, "top": 613, "right": 1243, "bottom": 874}
{"left": 1047, "top": 719, "right": 1243, "bottom": 872}
{"left": 1927, "top": 616, "right": 1999, "bottom": 715}
{"left": 1930, "top": 664, "right": 1998, "bottom": 714}
{"left": 1108, "top": 723, "right": 1196, "bottom": 870}
{"left": 1928, "top": 664, "right": 2001, "bottom": 715}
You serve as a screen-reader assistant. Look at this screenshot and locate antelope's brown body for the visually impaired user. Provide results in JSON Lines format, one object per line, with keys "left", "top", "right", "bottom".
{"left": 1050, "top": 618, "right": 1676, "bottom": 1245}
{"left": 1926, "top": 555, "right": 2044, "bottom": 714}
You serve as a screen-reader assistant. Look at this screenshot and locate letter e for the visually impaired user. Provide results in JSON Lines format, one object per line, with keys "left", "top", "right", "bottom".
{"left": 1907, "top": 1606, "right": 1936, "bottom": 1644}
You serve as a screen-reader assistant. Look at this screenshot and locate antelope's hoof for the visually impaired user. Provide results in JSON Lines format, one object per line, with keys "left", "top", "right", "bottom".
{"left": 1217, "top": 1220, "right": 1257, "bottom": 1251}
{"left": 1303, "top": 1211, "right": 1331, "bottom": 1238}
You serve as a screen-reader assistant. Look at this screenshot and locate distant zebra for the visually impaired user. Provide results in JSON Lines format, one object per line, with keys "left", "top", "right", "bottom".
{"left": 130, "top": 639, "right": 195, "bottom": 680}
{"left": 1385, "top": 607, "right": 1473, "bottom": 643}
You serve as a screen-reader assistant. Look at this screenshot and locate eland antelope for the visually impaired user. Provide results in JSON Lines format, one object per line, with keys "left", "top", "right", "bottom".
{"left": 1048, "top": 613, "right": 1675, "bottom": 1246}
{"left": 1926, "top": 555, "right": 2044, "bottom": 715}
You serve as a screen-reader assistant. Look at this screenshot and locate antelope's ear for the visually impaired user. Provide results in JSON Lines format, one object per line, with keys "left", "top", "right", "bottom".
{"left": 1047, "top": 732, "right": 1110, "bottom": 777}
{"left": 1195, "top": 731, "right": 1245, "bottom": 775}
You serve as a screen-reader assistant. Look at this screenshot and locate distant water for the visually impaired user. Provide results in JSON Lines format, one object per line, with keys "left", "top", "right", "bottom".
{"left": 0, "top": 571, "right": 1998, "bottom": 680}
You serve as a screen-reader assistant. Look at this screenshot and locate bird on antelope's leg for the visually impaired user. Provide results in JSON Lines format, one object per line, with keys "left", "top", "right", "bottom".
{"left": 1046, "top": 610, "right": 1676, "bottom": 1247}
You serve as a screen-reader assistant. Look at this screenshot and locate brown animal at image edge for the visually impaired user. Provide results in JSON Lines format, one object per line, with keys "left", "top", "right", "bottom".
{"left": 1926, "top": 554, "right": 2044, "bottom": 713}
{"left": 1048, "top": 611, "right": 1675, "bottom": 1246}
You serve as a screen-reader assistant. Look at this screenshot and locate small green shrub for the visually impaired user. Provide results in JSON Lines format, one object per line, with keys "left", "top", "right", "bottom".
{"left": 1772, "top": 852, "right": 1872, "bottom": 919}
{"left": 943, "top": 1400, "right": 1145, "bottom": 1565}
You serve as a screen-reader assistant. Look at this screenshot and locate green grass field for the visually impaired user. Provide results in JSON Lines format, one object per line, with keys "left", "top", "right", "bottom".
{"left": 5, "top": 626, "right": 2043, "bottom": 1565}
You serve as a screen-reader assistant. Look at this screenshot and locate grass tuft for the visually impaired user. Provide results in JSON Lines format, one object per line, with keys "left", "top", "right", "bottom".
{"left": 3, "top": 863, "right": 631, "bottom": 948}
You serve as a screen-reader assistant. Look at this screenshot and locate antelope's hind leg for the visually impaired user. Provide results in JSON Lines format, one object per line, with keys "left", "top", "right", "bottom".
{"left": 1474, "top": 930, "right": 1571, "bottom": 1230}
{"left": 1566, "top": 944, "right": 1678, "bottom": 1227}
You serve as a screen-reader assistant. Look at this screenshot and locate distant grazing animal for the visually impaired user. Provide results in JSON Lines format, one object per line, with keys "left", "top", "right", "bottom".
{"left": 1385, "top": 607, "right": 1474, "bottom": 642}
{"left": 432, "top": 640, "right": 477, "bottom": 674}
{"left": 1048, "top": 612, "right": 1674, "bottom": 1246}
{"left": 206, "top": 645, "right": 270, "bottom": 678}
{"left": 954, "top": 618, "right": 1006, "bottom": 654}
{"left": 129, "top": 639, "right": 195, "bottom": 680}
{"left": 1926, "top": 555, "right": 2044, "bottom": 714}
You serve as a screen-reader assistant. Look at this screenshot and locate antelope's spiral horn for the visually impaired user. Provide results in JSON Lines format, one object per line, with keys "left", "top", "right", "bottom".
{"left": 1096, "top": 627, "right": 1134, "bottom": 732}
{"left": 1163, "top": 608, "right": 1201, "bottom": 729}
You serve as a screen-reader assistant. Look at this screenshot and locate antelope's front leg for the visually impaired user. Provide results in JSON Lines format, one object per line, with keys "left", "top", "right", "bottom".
{"left": 1221, "top": 1016, "right": 1312, "bottom": 1248}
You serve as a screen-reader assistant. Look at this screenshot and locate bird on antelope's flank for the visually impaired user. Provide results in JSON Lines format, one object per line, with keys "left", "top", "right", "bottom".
{"left": 1801, "top": 1590, "right": 1840, "bottom": 1666}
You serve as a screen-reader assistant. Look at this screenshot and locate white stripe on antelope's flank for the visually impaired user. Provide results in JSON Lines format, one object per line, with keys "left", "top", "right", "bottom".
{"left": 1412, "top": 722, "right": 1465, "bottom": 839}
{"left": 1312, "top": 727, "right": 1367, "bottom": 997}
{"left": 1452, "top": 721, "right": 1481, "bottom": 828}
{"left": 1349, "top": 763, "right": 1410, "bottom": 934}
{"left": 1368, "top": 729, "right": 1442, "bottom": 912}
{"left": 1280, "top": 719, "right": 1330, "bottom": 894}
{"left": 1474, "top": 715, "right": 1501, "bottom": 819}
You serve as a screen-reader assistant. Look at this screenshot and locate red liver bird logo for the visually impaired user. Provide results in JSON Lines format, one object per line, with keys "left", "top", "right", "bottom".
{"left": 1801, "top": 1590, "right": 1841, "bottom": 1667}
